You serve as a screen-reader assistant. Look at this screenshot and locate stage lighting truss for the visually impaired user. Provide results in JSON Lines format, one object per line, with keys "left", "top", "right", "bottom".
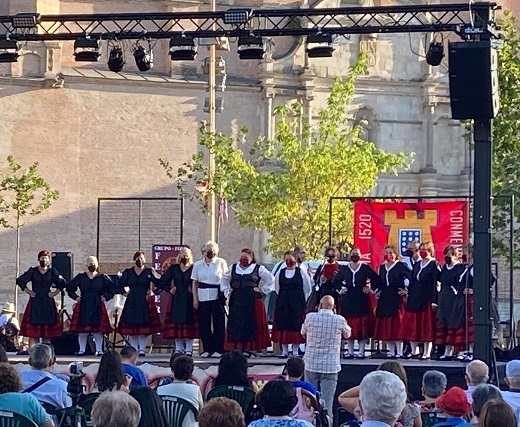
{"left": 169, "top": 35, "right": 197, "bottom": 61}
{"left": 133, "top": 39, "right": 154, "bottom": 72}
{"left": 223, "top": 8, "right": 252, "bottom": 25}
{"left": 202, "top": 56, "right": 226, "bottom": 75}
{"left": 12, "top": 13, "right": 41, "bottom": 29}
{"left": 426, "top": 40, "right": 445, "bottom": 66}
{"left": 204, "top": 96, "right": 225, "bottom": 113}
{"left": 108, "top": 43, "right": 125, "bottom": 72}
{"left": 0, "top": 39, "right": 19, "bottom": 63}
{"left": 237, "top": 34, "right": 264, "bottom": 60}
{"left": 73, "top": 38, "right": 101, "bottom": 62}
{"left": 306, "top": 33, "right": 335, "bottom": 58}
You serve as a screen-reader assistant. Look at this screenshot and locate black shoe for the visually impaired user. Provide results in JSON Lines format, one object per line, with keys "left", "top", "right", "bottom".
{"left": 438, "top": 355, "right": 452, "bottom": 361}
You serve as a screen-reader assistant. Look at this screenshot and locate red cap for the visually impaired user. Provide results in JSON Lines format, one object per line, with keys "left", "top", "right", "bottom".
{"left": 435, "top": 387, "right": 472, "bottom": 417}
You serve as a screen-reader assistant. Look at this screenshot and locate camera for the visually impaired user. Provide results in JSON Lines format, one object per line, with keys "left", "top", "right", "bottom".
{"left": 67, "top": 362, "right": 85, "bottom": 403}
{"left": 69, "top": 362, "right": 83, "bottom": 376}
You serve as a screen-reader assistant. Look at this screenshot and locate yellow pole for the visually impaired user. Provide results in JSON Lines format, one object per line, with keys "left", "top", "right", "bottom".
{"left": 208, "top": 0, "right": 217, "bottom": 242}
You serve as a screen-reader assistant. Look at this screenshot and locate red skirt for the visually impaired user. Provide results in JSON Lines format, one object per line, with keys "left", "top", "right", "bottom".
{"left": 272, "top": 309, "right": 305, "bottom": 345}
{"left": 401, "top": 306, "right": 435, "bottom": 342}
{"left": 69, "top": 303, "right": 113, "bottom": 334}
{"left": 447, "top": 296, "right": 474, "bottom": 349}
{"left": 225, "top": 298, "right": 271, "bottom": 352}
{"left": 162, "top": 301, "right": 200, "bottom": 339}
{"left": 435, "top": 324, "right": 449, "bottom": 345}
{"left": 20, "top": 300, "right": 63, "bottom": 339}
{"left": 118, "top": 297, "right": 162, "bottom": 336}
{"left": 374, "top": 310, "right": 403, "bottom": 341}
{"left": 346, "top": 315, "right": 375, "bottom": 341}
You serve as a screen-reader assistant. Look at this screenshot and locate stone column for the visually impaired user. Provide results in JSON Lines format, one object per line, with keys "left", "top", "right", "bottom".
{"left": 421, "top": 103, "right": 437, "bottom": 173}
{"left": 10, "top": 0, "right": 60, "bottom": 14}
{"left": 264, "top": 88, "right": 275, "bottom": 140}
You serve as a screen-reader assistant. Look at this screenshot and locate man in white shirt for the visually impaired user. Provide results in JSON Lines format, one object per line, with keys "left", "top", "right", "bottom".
{"left": 191, "top": 241, "right": 228, "bottom": 358}
{"left": 502, "top": 360, "right": 520, "bottom": 427}
{"left": 464, "top": 359, "right": 489, "bottom": 403}
{"left": 301, "top": 295, "right": 351, "bottom": 418}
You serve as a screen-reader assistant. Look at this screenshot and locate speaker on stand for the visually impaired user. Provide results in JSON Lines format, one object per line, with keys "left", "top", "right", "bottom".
{"left": 51, "top": 252, "right": 74, "bottom": 323}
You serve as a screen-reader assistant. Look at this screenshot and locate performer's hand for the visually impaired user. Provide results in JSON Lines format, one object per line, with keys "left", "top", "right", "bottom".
{"left": 431, "top": 303, "right": 438, "bottom": 311}
{"left": 340, "top": 288, "right": 348, "bottom": 295}
{"left": 375, "top": 291, "right": 381, "bottom": 299}
{"left": 193, "top": 300, "right": 199, "bottom": 310}
{"left": 362, "top": 287, "right": 370, "bottom": 294}
{"left": 398, "top": 288, "right": 408, "bottom": 296}
{"left": 49, "top": 290, "right": 60, "bottom": 298}
{"left": 101, "top": 296, "right": 106, "bottom": 302}
{"left": 76, "top": 297, "right": 81, "bottom": 303}
{"left": 320, "top": 275, "right": 327, "bottom": 283}
{"left": 147, "top": 289, "right": 154, "bottom": 297}
{"left": 464, "top": 288, "right": 474, "bottom": 295}
{"left": 26, "top": 290, "right": 36, "bottom": 298}
{"left": 170, "top": 286, "right": 177, "bottom": 295}
{"left": 121, "top": 374, "right": 132, "bottom": 393}
{"left": 253, "top": 287, "right": 261, "bottom": 293}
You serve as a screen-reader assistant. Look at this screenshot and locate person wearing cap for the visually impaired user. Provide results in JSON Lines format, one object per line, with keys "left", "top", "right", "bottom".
{"left": 501, "top": 360, "right": 520, "bottom": 424}
{"left": 0, "top": 302, "right": 20, "bottom": 352}
{"left": 432, "top": 387, "right": 472, "bottom": 427}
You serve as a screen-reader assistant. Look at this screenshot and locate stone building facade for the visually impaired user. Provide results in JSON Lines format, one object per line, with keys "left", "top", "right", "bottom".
{"left": 0, "top": 0, "right": 514, "bottom": 309}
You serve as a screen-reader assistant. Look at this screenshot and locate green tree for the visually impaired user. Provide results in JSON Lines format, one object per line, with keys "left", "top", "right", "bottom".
{"left": 0, "top": 155, "right": 60, "bottom": 312}
{"left": 491, "top": 11, "right": 520, "bottom": 267}
{"left": 161, "top": 54, "right": 411, "bottom": 258}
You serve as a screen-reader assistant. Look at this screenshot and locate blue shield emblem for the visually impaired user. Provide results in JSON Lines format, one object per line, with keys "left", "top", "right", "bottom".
{"left": 399, "top": 229, "right": 421, "bottom": 256}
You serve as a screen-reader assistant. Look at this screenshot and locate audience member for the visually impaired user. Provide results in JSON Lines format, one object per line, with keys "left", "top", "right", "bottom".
{"left": 502, "top": 360, "right": 520, "bottom": 424}
{"left": 0, "top": 302, "right": 20, "bottom": 352}
{"left": 91, "top": 391, "right": 141, "bottom": 427}
{"left": 129, "top": 387, "right": 169, "bottom": 427}
{"left": 302, "top": 295, "right": 351, "bottom": 418}
{"left": 465, "top": 360, "right": 489, "bottom": 404}
{"left": 20, "top": 343, "right": 71, "bottom": 409}
{"left": 478, "top": 399, "right": 517, "bottom": 427}
{"left": 0, "top": 343, "right": 8, "bottom": 362}
{"left": 93, "top": 350, "right": 131, "bottom": 392}
{"left": 433, "top": 387, "right": 472, "bottom": 427}
{"left": 199, "top": 397, "right": 245, "bottom": 427}
{"left": 358, "top": 370, "right": 408, "bottom": 427}
{"left": 120, "top": 346, "right": 148, "bottom": 388}
{"left": 248, "top": 380, "right": 314, "bottom": 427}
{"left": 0, "top": 363, "right": 53, "bottom": 427}
{"left": 471, "top": 384, "right": 502, "bottom": 426}
{"left": 419, "top": 370, "right": 448, "bottom": 409}
{"left": 213, "top": 350, "right": 259, "bottom": 392}
{"left": 156, "top": 355, "right": 203, "bottom": 427}
{"left": 286, "top": 357, "right": 317, "bottom": 395}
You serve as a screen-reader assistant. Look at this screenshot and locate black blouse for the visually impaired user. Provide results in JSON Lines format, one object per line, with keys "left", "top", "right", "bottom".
{"left": 373, "top": 262, "right": 411, "bottom": 318}
{"left": 405, "top": 259, "right": 440, "bottom": 312}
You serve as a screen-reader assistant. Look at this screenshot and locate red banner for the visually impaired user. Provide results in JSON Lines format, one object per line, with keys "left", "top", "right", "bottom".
{"left": 353, "top": 201, "right": 469, "bottom": 269}
{"left": 152, "top": 244, "right": 189, "bottom": 324}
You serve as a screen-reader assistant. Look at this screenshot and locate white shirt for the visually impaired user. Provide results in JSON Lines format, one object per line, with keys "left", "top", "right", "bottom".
{"left": 301, "top": 309, "right": 351, "bottom": 374}
{"left": 502, "top": 391, "right": 520, "bottom": 427}
{"left": 157, "top": 382, "right": 203, "bottom": 427}
{"left": 20, "top": 369, "right": 72, "bottom": 409}
{"left": 191, "top": 257, "right": 228, "bottom": 302}
{"left": 274, "top": 268, "right": 312, "bottom": 301}
{"left": 220, "top": 263, "right": 275, "bottom": 298}
{"left": 0, "top": 313, "right": 20, "bottom": 330}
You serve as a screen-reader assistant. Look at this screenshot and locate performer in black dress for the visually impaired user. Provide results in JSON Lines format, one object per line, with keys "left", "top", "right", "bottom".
{"left": 67, "top": 256, "right": 115, "bottom": 356}
{"left": 220, "top": 248, "right": 274, "bottom": 355}
{"left": 18, "top": 250, "right": 67, "bottom": 342}
{"left": 401, "top": 242, "right": 439, "bottom": 360}
{"left": 271, "top": 251, "right": 312, "bottom": 358}
{"left": 313, "top": 246, "right": 341, "bottom": 308}
{"left": 434, "top": 245, "right": 466, "bottom": 360}
{"left": 160, "top": 247, "right": 198, "bottom": 356}
{"left": 335, "top": 246, "right": 381, "bottom": 359}
{"left": 117, "top": 251, "right": 162, "bottom": 356}
{"left": 373, "top": 245, "right": 411, "bottom": 358}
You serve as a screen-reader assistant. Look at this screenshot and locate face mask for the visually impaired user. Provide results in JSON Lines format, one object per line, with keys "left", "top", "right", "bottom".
{"left": 135, "top": 259, "right": 143, "bottom": 268}
{"left": 419, "top": 251, "right": 428, "bottom": 259}
{"left": 39, "top": 260, "right": 47, "bottom": 268}
{"left": 180, "top": 257, "right": 189, "bottom": 265}
{"left": 326, "top": 255, "right": 335, "bottom": 263}
{"left": 239, "top": 257, "right": 251, "bottom": 268}
{"left": 88, "top": 265, "right": 97, "bottom": 273}
{"left": 405, "top": 249, "right": 414, "bottom": 258}
{"left": 444, "top": 256, "right": 452, "bottom": 265}
{"left": 385, "top": 253, "right": 395, "bottom": 262}
{"left": 286, "top": 259, "right": 296, "bottom": 268}
{"left": 206, "top": 250, "right": 215, "bottom": 259}
{"left": 350, "top": 255, "right": 360, "bottom": 263}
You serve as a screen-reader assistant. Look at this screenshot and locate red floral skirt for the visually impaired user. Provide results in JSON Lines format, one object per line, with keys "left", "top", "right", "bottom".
{"left": 346, "top": 315, "right": 375, "bottom": 341}
{"left": 401, "top": 306, "right": 435, "bottom": 342}
{"left": 20, "top": 300, "right": 63, "bottom": 339}
{"left": 117, "top": 297, "right": 162, "bottom": 336}
{"left": 374, "top": 308, "right": 403, "bottom": 341}
{"left": 162, "top": 299, "right": 200, "bottom": 339}
{"left": 225, "top": 298, "right": 271, "bottom": 352}
{"left": 69, "top": 303, "right": 113, "bottom": 334}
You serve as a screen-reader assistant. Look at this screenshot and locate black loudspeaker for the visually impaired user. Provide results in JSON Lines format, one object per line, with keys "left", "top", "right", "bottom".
{"left": 52, "top": 252, "right": 74, "bottom": 282}
{"left": 449, "top": 41, "right": 500, "bottom": 120}
{"left": 51, "top": 332, "right": 79, "bottom": 355}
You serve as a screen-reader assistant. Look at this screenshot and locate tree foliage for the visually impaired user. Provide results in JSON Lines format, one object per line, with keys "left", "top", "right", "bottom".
{"left": 161, "top": 54, "right": 411, "bottom": 258}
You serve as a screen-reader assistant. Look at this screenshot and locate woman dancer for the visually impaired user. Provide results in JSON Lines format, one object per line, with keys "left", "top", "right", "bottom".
{"left": 373, "top": 245, "right": 411, "bottom": 358}
{"left": 160, "top": 247, "right": 198, "bottom": 356}
{"left": 117, "top": 251, "right": 162, "bottom": 356}
{"left": 220, "top": 248, "right": 274, "bottom": 356}
{"left": 67, "top": 256, "right": 115, "bottom": 356}
{"left": 337, "top": 246, "right": 381, "bottom": 359}
{"left": 401, "top": 242, "right": 439, "bottom": 360}
{"left": 313, "top": 246, "right": 341, "bottom": 307}
{"left": 18, "top": 250, "right": 67, "bottom": 343}
{"left": 271, "top": 251, "right": 312, "bottom": 358}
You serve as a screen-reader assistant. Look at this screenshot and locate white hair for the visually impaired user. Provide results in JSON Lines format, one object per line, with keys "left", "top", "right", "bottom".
{"left": 87, "top": 256, "right": 99, "bottom": 266}
{"left": 29, "top": 344, "right": 53, "bottom": 370}
{"left": 92, "top": 391, "right": 141, "bottom": 427}
{"left": 202, "top": 240, "right": 219, "bottom": 255}
{"left": 359, "top": 371, "right": 407, "bottom": 424}
{"left": 466, "top": 359, "right": 489, "bottom": 385}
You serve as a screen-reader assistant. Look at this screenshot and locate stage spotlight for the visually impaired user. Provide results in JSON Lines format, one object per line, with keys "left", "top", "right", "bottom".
{"left": 0, "top": 40, "right": 20, "bottom": 63}
{"left": 12, "top": 13, "right": 41, "bottom": 29}
{"left": 133, "top": 43, "right": 153, "bottom": 72}
{"left": 108, "top": 46, "right": 125, "bottom": 72}
{"left": 426, "top": 41, "right": 445, "bottom": 66}
{"left": 237, "top": 35, "right": 264, "bottom": 60}
{"left": 73, "top": 38, "right": 101, "bottom": 62}
{"left": 223, "top": 8, "right": 252, "bottom": 25}
{"left": 169, "top": 35, "right": 197, "bottom": 61}
{"left": 306, "top": 33, "right": 335, "bottom": 58}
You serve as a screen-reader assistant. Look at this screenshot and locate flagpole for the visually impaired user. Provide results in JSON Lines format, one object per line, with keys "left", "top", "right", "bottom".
{"left": 207, "top": 0, "right": 217, "bottom": 243}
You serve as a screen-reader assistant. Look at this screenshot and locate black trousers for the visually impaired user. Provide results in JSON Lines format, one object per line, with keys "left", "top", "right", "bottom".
{"left": 198, "top": 299, "right": 225, "bottom": 354}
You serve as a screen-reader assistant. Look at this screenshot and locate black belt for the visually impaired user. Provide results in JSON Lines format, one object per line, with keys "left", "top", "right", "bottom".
{"left": 198, "top": 282, "right": 220, "bottom": 290}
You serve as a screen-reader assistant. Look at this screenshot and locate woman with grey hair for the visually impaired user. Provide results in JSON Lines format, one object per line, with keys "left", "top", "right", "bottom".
{"left": 92, "top": 391, "right": 141, "bottom": 427}
{"left": 419, "top": 371, "right": 448, "bottom": 407}
{"left": 471, "top": 384, "right": 503, "bottom": 426}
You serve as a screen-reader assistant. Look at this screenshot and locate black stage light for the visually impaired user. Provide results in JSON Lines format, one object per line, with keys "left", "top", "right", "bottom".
{"left": 426, "top": 41, "right": 445, "bottom": 66}
{"left": 12, "top": 13, "right": 41, "bottom": 29}
{"left": 108, "top": 46, "right": 125, "bottom": 72}
{"left": 0, "top": 40, "right": 19, "bottom": 63}
{"left": 169, "top": 36, "right": 197, "bottom": 61}
{"left": 306, "top": 33, "right": 335, "bottom": 58}
{"left": 133, "top": 44, "right": 153, "bottom": 72}
{"left": 73, "top": 38, "right": 101, "bottom": 62}
{"left": 237, "top": 35, "right": 264, "bottom": 60}
{"left": 223, "top": 8, "right": 252, "bottom": 25}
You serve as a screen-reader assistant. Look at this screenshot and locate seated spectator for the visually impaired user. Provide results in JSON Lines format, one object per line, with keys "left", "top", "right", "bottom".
{"left": 0, "top": 362, "right": 54, "bottom": 427}
{"left": 478, "top": 399, "right": 516, "bottom": 427}
{"left": 0, "top": 302, "right": 20, "bottom": 352}
{"left": 465, "top": 360, "right": 489, "bottom": 404}
{"left": 91, "top": 391, "right": 141, "bottom": 427}
{"left": 419, "top": 370, "right": 449, "bottom": 424}
{"left": 502, "top": 360, "right": 520, "bottom": 423}
{"left": 213, "top": 350, "right": 259, "bottom": 392}
{"left": 248, "top": 380, "right": 313, "bottom": 427}
{"left": 93, "top": 350, "right": 131, "bottom": 392}
{"left": 199, "top": 397, "right": 245, "bottom": 427}
{"left": 433, "top": 387, "right": 472, "bottom": 427}
{"left": 20, "top": 344, "right": 72, "bottom": 409}
{"left": 358, "top": 371, "right": 407, "bottom": 427}
{"left": 471, "top": 384, "right": 502, "bottom": 426}
{"left": 121, "top": 346, "right": 148, "bottom": 388}
{"left": 0, "top": 343, "right": 8, "bottom": 363}
{"left": 129, "top": 387, "right": 169, "bottom": 427}
{"left": 156, "top": 355, "right": 203, "bottom": 427}
{"left": 286, "top": 357, "right": 317, "bottom": 395}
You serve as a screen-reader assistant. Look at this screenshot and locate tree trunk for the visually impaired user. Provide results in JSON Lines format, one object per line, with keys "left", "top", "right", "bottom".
{"left": 14, "top": 213, "right": 20, "bottom": 314}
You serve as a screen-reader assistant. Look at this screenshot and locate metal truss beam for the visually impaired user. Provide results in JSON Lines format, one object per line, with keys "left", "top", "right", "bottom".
{"left": 0, "top": 2, "right": 497, "bottom": 41}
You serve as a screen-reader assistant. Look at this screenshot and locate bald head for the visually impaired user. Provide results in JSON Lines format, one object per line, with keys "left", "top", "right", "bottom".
{"left": 319, "top": 295, "right": 335, "bottom": 310}
{"left": 466, "top": 360, "right": 489, "bottom": 386}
